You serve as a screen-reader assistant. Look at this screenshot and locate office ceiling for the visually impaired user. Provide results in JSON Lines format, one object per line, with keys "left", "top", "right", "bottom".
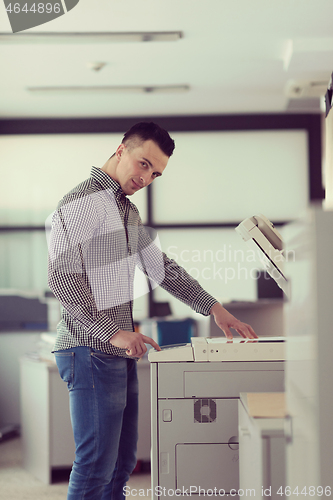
{"left": 0, "top": 0, "right": 333, "bottom": 119}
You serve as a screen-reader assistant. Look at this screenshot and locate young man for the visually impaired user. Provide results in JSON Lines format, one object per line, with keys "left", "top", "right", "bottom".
{"left": 47, "top": 122, "right": 257, "bottom": 500}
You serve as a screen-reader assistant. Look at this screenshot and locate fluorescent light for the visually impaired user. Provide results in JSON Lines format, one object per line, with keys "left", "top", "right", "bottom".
{"left": 0, "top": 31, "right": 183, "bottom": 44}
{"left": 27, "top": 85, "right": 190, "bottom": 94}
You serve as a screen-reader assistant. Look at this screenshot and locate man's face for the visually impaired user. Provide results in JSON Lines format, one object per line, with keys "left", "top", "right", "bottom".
{"left": 115, "top": 140, "right": 168, "bottom": 195}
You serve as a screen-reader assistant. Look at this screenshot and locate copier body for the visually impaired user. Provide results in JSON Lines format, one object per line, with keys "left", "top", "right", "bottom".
{"left": 150, "top": 344, "right": 284, "bottom": 499}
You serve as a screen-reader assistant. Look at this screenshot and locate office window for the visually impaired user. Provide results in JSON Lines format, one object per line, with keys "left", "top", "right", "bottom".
{"left": 153, "top": 130, "right": 309, "bottom": 224}
{"left": 154, "top": 228, "right": 261, "bottom": 316}
{"left": 0, "top": 231, "right": 48, "bottom": 290}
{"left": 0, "top": 134, "right": 147, "bottom": 226}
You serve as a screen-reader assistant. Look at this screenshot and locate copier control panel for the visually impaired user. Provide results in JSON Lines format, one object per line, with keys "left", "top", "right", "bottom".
{"left": 148, "top": 336, "right": 285, "bottom": 363}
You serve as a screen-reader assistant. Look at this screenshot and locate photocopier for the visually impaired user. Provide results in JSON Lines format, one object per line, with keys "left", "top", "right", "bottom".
{"left": 148, "top": 215, "right": 287, "bottom": 499}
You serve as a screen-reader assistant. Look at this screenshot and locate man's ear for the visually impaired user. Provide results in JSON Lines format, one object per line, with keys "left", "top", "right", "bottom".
{"left": 116, "top": 143, "right": 125, "bottom": 161}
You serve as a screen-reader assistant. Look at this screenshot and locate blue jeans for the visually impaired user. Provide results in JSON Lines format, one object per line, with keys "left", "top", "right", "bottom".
{"left": 55, "top": 347, "right": 139, "bottom": 500}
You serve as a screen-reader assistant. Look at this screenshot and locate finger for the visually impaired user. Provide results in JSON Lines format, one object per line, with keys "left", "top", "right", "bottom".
{"left": 235, "top": 327, "right": 247, "bottom": 339}
{"left": 235, "top": 323, "right": 258, "bottom": 339}
{"left": 141, "top": 335, "right": 161, "bottom": 351}
{"left": 126, "top": 342, "right": 137, "bottom": 356}
{"left": 126, "top": 341, "right": 139, "bottom": 357}
{"left": 130, "top": 339, "right": 148, "bottom": 358}
{"left": 222, "top": 327, "right": 233, "bottom": 340}
{"left": 241, "top": 323, "right": 258, "bottom": 339}
{"left": 248, "top": 325, "right": 258, "bottom": 339}
{"left": 127, "top": 346, "right": 142, "bottom": 358}
{"left": 128, "top": 348, "right": 144, "bottom": 358}
{"left": 140, "top": 342, "right": 148, "bottom": 356}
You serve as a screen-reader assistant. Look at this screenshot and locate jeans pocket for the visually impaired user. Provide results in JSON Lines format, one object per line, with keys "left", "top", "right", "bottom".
{"left": 54, "top": 351, "right": 75, "bottom": 391}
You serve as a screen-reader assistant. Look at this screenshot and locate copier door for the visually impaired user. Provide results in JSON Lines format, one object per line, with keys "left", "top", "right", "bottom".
{"left": 176, "top": 443, "right": 238, "bottom": 493}
{"left": 158, "top": 398, "right": 239, "bottom": 493}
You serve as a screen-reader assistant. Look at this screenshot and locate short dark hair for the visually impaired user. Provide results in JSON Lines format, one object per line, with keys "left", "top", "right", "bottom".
{"left": 122, "top": 122, "right": 175, "bottom": 157}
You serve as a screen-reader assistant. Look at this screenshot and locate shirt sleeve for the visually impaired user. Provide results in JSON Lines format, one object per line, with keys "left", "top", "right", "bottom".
{"left": 136, "top": 221, "right": 218, "bottom": 316}
{"left": 47, "top": 193, "right": 121, "bottom": 342}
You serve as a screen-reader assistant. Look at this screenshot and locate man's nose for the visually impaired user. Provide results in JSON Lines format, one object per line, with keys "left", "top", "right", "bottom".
{"left": 140, "top": 174, "right": 149, "bottom": 186}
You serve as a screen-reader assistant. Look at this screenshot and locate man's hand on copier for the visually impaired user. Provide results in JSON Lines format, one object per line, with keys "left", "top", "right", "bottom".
{"left": 210, "top": 303, "right": 258, "bottom": 340}
{"left": 110, "top": 330, "right": 161, "bottom": 358}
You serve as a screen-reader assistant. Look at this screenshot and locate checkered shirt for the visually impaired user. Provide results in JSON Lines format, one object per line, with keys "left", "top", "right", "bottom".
{"left": 47, "top": 167, "right": 218, "bottom": 357}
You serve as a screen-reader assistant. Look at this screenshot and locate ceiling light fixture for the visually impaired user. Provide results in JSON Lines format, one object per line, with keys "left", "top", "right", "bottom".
{"left": 87, "top": 62, "right": 107, "bottom": 72}
{"left": 26, "top": 85, "right": 190, "bottom": 94}
{"left": 0, "top": 31, "right": 183, "bottom": 44}
{"left": 285, "top": 79, "right": 329, "bottom": 98}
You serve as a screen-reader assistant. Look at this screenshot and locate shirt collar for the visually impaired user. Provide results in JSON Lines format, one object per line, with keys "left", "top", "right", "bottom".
{"left": 90, "top": 166, "right": 125, "bottom": 200}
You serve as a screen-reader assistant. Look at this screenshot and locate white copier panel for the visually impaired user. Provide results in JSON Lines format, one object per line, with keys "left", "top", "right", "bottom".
{"left": 150, "top": 338, "right": 285, "bottom": 500}
{"left": 148, "top": 336, "right": 285, "bottom": 363}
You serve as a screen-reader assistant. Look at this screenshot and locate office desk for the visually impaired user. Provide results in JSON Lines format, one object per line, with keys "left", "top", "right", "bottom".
{"left": 20, "top": 356, "right": 151, "bottom": 483}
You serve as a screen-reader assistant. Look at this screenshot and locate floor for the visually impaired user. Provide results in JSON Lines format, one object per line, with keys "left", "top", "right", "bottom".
{"left": 0, "top": 436, "right": 151, "bottom": 500}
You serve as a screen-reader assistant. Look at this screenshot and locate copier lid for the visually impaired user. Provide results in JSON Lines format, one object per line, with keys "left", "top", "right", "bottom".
{"left": 235, "top": 214, "right": 289, "bottom": 297}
